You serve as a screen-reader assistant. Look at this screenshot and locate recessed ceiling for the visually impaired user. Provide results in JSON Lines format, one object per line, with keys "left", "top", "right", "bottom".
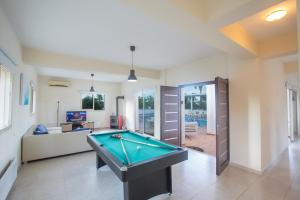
{"left": 239, "top": 0, "right": 296, "bottom": 41}
{"left": 0, "top": 0, "right": 218, "bottom": 70}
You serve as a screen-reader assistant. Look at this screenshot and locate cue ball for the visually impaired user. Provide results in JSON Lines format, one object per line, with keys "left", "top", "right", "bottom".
{"left": 137, "top": 145, "right": 141, "bottom": 150}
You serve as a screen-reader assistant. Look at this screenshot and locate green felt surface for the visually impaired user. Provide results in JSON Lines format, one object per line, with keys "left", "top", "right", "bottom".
{"left": 91, "top": 131, "right": 177, "bottom": 166}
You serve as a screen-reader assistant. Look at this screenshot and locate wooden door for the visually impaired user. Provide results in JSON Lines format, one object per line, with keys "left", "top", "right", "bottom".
{"left": 215, "top": 77, "right": 230, "bottom": 175}
{"left": 160, "top": 86, "right": 181, "bottom": 146}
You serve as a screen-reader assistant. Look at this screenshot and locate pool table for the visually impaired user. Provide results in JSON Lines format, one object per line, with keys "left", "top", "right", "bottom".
{"left": 87, "top": 130, "right": 188, "bottom": 200}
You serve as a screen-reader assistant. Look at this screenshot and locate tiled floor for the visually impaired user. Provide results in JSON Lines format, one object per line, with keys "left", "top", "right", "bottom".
{"left": 8, "top": 139, "right": 300, "bottom": 200}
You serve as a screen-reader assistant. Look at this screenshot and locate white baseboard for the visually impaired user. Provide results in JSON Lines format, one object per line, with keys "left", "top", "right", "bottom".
{"left": 229, "top": 162, "right": 263, "bottom": 175}
{"left": 230, "top": 145, "right": 289, "bottom": 176}
{"left": 261, "top": 146, "right": 288, "bottom": 173}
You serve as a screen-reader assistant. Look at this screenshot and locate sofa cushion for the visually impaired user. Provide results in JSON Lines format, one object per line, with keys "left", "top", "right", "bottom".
{"left": 33, "top": 124, "right": 48, "bottom": 135}
{"left": 47, "top": 127, "right": 62, "bottom": 134}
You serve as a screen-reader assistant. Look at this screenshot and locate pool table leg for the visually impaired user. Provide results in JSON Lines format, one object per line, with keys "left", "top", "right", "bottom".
{"left": 167, "top": 166, "right": 172, "bottom": 194}
{"left": 123, "top": 166, "right": 172, "bottom": 200}
{"left": 96, "top": 154, "right": 106, "bottom": 169}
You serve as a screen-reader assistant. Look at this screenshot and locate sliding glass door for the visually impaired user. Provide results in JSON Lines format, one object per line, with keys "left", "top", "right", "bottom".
{"left": 137, "top": 90, "right": 155, "bottom": 136}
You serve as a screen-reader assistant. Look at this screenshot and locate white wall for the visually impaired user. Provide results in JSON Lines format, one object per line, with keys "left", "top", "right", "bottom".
{"left": 227, "top": 56, "right": 262, "bottom": 171}
{"left": 260, "top": 58, "right": 289, "bottom": 170}
{"left": 206, "top": 84, "right": 216, "bottom": 134}
{"left": 164, "top": 53, "right": 228, "bottom": 86}
{"left": 0, "top": 7, "right": 37, "bottom": 171}
{"left": 37, "top": 76, "right": 121, "bottom": 128}
{"left": 121, "top": 77, "right": 163, "bottom": 139}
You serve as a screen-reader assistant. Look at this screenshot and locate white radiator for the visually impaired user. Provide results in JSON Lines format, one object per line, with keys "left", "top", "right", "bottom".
{"left": 0, "top": 159, "right": 17, "bottom": 200}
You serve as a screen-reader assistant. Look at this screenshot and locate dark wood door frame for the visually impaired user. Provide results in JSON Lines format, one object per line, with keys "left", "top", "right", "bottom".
{"left": 178, "top": 80, "right": 215, "bottom": 88}
{"left": 160, "top": 86, "right": 181, "bottom": 146}
{"left": 177, "top": 79, "right": 230, "bottom": 176}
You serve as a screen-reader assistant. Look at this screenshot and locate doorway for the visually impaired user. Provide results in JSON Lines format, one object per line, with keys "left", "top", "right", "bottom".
{"left": 180, "top": 82, "right": 216, "bottom": 156}
{"left": 287, "top": 87, "right": 298, "bottom": 142}
{"left": 160, "top": 77, "right": 230, "bottom": 175}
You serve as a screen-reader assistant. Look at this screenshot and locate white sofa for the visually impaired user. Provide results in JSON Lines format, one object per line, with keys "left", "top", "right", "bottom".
{"left": 22, "top": 126, "right": 93, "bottom": 162}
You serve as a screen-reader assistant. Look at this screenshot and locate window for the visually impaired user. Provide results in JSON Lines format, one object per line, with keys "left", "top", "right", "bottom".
{"left": 185, "top": 96, "right": 191, "bottom": 110}
{"left": 82, "top": 93, "right": 93, "bottom": 109}
{"left": 81, "top": 93, "right": 105, "bottom": 110}
{"left": 185, "top": 95, "right": 206, "bottom": 110}
{"left": 0, "top": 65, "right": 12, "bottom": 131}
{"left": 93, "top": 94, "right": 105, "bottom": 110}
{"left": 137, "top": 89, "right": 155, "bottom": 136}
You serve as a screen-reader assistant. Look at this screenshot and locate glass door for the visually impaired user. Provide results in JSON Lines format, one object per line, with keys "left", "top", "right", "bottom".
{"left": 137, "top": 90, "right": 155, "bottom": 136}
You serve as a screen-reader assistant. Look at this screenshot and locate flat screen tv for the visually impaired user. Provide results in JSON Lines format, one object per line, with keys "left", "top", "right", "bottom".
{"left": 66, "top": 111, "right": 86, "bottom": 122}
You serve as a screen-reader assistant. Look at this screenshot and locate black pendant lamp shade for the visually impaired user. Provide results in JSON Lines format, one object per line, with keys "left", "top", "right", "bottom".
{"left": 128, "top": 45, "right": 137, "bottom": 82}
{"left": 90, "top": 73, "right": 95, "bottom": 92}
{"left": 128, "top": 69, "right": 137, "bottom": 82}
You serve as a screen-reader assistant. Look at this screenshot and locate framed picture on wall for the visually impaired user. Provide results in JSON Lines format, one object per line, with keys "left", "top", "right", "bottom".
{"left": 19, "top": 73, "right": 30, "bottom": 105}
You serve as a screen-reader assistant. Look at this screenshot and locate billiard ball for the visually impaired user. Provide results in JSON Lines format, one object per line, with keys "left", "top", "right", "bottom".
{"left": 137, "top": 145, "right": 141, "bottom": 150}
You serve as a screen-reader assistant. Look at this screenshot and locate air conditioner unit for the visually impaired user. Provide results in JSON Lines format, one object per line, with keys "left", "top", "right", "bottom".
{"left": 48, "top": 80, "right": 70, "bottom": 87}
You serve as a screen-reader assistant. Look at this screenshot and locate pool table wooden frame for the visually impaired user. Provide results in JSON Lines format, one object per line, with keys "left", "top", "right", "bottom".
{"left": 87, "top": 131, "right": 188, "bottom": 200}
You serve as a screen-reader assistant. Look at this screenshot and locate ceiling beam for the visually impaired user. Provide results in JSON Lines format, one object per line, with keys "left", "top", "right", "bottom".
{"left": 22, "top": 48, "right": 161, "bottom": 79}
{"left": 166, "top": 0, "right": 206, "bottom": 21}
{"left": 221, "top": 23, "right": 259, "bottom": 55}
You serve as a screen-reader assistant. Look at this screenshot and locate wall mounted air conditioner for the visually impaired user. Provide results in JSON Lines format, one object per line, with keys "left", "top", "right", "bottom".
{"left": 48, "top": 80, "right": 70, "bottom": 87}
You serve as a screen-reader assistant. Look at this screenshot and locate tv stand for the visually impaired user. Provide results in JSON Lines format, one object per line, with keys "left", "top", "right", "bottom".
{"left": 72, "top": 121, "right": 83, "bottom": 130}
{"left": 61, "top": 121, "right": 94, "bottom": 132}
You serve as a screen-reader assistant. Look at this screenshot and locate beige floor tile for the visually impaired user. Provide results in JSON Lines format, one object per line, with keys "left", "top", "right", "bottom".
{"left": 284, "top": 184, "right": 300, "bottom": 200}
{"left": 238, "top": 176, "right": 290, "bottom": 200}
{"left": 7, "top": 186, "right": 34, "bottom": 200}
{"left": 191, "top": 186, "right": 237, "bottom": 200}
{"left": 264, "top": 166, "right": 298, "bottom": 186}
{"left": 292, "top": 172, "right": 300, "bottom": 186}
{"left": 7, "top": 139, "right": 300, "bottom": 200}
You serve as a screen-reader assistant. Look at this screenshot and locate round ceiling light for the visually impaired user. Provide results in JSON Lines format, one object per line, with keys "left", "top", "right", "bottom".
{"left": 265, "top": 10, "right": 287, "bottom": 22}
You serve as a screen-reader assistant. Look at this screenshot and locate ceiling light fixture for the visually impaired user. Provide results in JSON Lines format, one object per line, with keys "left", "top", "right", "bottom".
{"left": 90, "top": 73, "right": 95, "bottom": 92}
{"left": 128, "top": 45, "right": 137, "bottom": 82}
{"left": 265, "top": 10, "right": 287, "bottom": 22}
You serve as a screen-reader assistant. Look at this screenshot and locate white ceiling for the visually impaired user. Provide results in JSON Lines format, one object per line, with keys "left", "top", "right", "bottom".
{"left": 0, "top": 0, "right": 218, "bottom": 70}
{"left": 239, "top": 0, "right": 296, "bottom": 41}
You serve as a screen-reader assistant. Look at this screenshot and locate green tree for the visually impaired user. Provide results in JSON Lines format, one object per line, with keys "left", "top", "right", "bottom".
{"left": 144, "top": 95, "right": 154, "bottom": 109}
{"left": 138, "top": 96, "right": 143, "bottom": 109}
{"left": 82, "top": 95, "right": 93, "bottom": 109}
{"left": 199, "top": 95, "right": 207, "bottom": 110}
{"left": 192, "top": 96, "right": 201, "bottom": 110}
{"left": 185, "top": 96, "right": 191, "bottom": 110}
{"left": 94, "top": 94, "right": 104, "bottom": 110}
